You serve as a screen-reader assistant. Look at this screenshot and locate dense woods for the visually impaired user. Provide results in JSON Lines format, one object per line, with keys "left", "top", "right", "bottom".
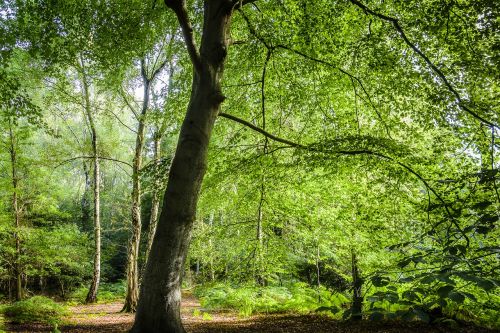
{"left": 0, "top": 0, "right": 499, "bottom": 332}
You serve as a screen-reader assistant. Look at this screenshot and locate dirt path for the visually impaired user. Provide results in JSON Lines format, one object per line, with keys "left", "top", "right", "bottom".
{"left": 5, "top": 295, "right": 499, "bottom": 333}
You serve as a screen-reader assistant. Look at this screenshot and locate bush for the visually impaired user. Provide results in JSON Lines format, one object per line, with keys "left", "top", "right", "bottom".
{"left": 69, "top": 281, "right": 126, "bottom": 304}
{"left": 194, "top": 282, "right": 349, "bottom": 317}
{"left": 1, "top": 296, "right": 68, "bottom": 325}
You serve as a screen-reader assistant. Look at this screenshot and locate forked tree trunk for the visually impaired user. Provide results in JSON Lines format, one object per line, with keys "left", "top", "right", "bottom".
{"left": 81, "top": 64, "right": 101, "bottom": 304}
{"left": 145, "top": 59, "right": 175, "bottom": 261}
{"left": 131, "top": 1, "right": 233, "bottom": 331}
{"left": 8, "top": 122, "right": 22, "bottom": 301}
{"left": 123, "top": 73, "right": 150, "bottom": 313}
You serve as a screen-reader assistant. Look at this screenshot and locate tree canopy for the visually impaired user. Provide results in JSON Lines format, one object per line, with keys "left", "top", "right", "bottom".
{"left": 0, "top": 0, "right": 498, "bottom": 332}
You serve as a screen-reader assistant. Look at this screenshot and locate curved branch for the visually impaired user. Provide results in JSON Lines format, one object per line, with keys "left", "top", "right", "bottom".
{"left": 218, "top": 111, "right": 470, "bottom": 246}
{"left": 349, "top": 0, "right": 498, "bottom": 129}
{"left": 238, "top": 10, "right": 390, "bottom": 134}
{"left": 164, "top": 0, "right": 202, "bottom": 73}
{"left": 55, "top": 155, "right": 133, "bottom": 169}
{"left": 219, "top": 112, "right": 305, "bottom": 148}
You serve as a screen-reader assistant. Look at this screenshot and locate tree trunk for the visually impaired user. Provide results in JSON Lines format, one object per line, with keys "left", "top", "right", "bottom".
{"left": 131, "top": 1, "right": 232, "bottom": 331}
{"left": 81, "top": 160, "right": 92, "bottom": 232}
{"left": 123, "top": 74, "right": 150, "bottom": 313}
{"left": 316, "top": 243, "right": 321, "bottom": 302}
{"left": 256, "top": 180, "right": 265, "bottom": 286}
{"left": 208, "top": 212, "right": 215, "bottom": 282}
{"left": 350, "top": 250, "right": 363, "bottom": 321}
{"left": 8, "top": 121, "right": 22, "bottom": 301}
{"left": 80, "top": 63, "right": 101, "bottom": 304}
{"left": 145, "top": 134, "right": 162, "bottom": 260}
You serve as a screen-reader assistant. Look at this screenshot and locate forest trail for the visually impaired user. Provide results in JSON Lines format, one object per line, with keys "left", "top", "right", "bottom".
{"left": 5, "top": 294, "right": 498, "bottom": 333}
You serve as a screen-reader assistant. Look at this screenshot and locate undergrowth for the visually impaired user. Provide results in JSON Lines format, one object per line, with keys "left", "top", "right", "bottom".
{"left": 194, "top": 282, "right": 349, "bottom": 317}
{"left": 68, "top": 281, "right": 126, "bottom": 304}
{"left": 0, "top": 296, "right": 68, "bottom": 325}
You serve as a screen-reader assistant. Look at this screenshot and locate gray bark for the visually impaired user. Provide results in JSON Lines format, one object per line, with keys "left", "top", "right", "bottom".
{"left": 145, "top": 133, "right": 162, "bottom": 260}
{"left": 122, "top": 63, "right": 150, "bottom": 313}
{"left": 131, "top": 1, "right": 233, "bottom": 331}
{"left": 8, "top": 121, "right": 22, "bottom": 301}
{"left": 80, "top": 63, "right": 101, "bottom": 304}
{"left": 350, "top": 250, "right": 363, "bottom": 321}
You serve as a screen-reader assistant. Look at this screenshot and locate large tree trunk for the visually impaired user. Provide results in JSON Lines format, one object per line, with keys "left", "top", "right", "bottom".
{"left": 8, "top": 122, "right": 22, "bottom": 301}
{"left": 131, "top": 1, "right": 232, "bottom": 331}
{"left": 81, "top": 65, "right": 101, "bottom": 304}
{"left": 123, "top": 72, "right": 150, "bottom": 313}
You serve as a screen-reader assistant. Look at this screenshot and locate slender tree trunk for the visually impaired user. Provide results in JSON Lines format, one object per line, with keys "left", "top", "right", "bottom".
{"left": 145, "top": 134, "right": 162, "bottom": 260}
{"left": 8, "top": 122, "right": 22, "bottom": 301}
{"left": 208, "top": 212, "right": 215, "bottom": 282}
{"left": 256, "top": 180, "right": 265, "bottom": 286}
{"left": 131, "top": 2, "right": 232, "bottom": 331}
{"left": 80, "top": 65, "right": 101, "bottom": 304}
{"left": 316, "top": 243, "right": 321, "bottom": 302}
{"left": 350, "top": 250, "right": 363, "bottom": 321}
{"left": 123, "top": 63, "right": 151, "bottom": 313}
{"left": 81, "top": 161, "right": 92, "bottom": 232}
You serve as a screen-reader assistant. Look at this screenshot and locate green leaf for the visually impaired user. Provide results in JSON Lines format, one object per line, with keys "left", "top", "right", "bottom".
{"left": 461, "top": 291, "right": 477, "bottom": 302}
{"left": 448, "top": 291, "right": 465, "bottom": 304}
{"left": 371, "top": 276, "right": 390, "bottom": 287}
{"left": 402, "top": 290, "right": 420, "bottom": 302}
{"left": 437, "top": 285, "right": 454, "bottom": 298}
{"left": 477, "top": 279, "right": 496, "bottom": 291}
{"left": 412, "top": 308, "right": 430, "bottom": 323}
{"left": 420, "top": 275, "right": 435, "bottom": 284}
{"left": 369, "top": 312, "right": 384, "bottom": 321}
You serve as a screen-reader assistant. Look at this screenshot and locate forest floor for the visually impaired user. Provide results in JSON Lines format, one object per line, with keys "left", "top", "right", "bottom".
{"left": 4, "top": 294, "right": 499, "bottom": 333}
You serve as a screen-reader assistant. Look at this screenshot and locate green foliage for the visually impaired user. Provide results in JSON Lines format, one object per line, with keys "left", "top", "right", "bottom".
{"left": 194, "top": 283, "right": 349, "bottom": 317}
{"left": 1, "top": 296, "right": 68, "bottom": 325}
{"left": 69, "top": 281, "right": 126, "bottom": 304}
{"left": 1, "top": 0, "right": 499, "bottom": 330}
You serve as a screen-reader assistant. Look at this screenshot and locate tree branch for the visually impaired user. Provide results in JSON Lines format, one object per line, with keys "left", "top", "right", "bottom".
{"left": 219, "top": 112, "right": 305, "bottom": 148}
{"left": 118, "top": 87, "right": 140, "bottom": 120}
{"left": 218, "top": 111, "right": 470, "bottom": 246}
{"left": 238, "top": 10, "right": 390, "bottom": 134}
{"left": 164, "top": 0, "right": 202, "bottom": 73}
{"left": 54, "top": 155, "right": 133, "bottom": 169}
{"left": 349, "top": 0, "right": 498, "bottom": 129}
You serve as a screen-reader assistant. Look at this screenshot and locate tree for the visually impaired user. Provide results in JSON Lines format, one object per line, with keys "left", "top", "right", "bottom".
{"left": 122, "top": 53, "right": 169, "bottom": 313}
{"left": 134, "top": 0, "right": 499, "bottom": 331}
{"left": 0, "top": 61, "right": 42, "bottom": 300}
{"left": 131, "top": 0, "right": 240, "bottom": 331}
{"left": 77, "top": 58, "right": 103, "bottom": 304}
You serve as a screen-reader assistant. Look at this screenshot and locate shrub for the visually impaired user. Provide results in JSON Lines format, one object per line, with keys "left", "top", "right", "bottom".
{"left": 194, "top": 282, "right": 349, "bottom": 317}
{"left": 1, "top": 296, "right": 68, "bottom": 325}
{"left": 69, "top": 281, "right": 126, "bottom": 304}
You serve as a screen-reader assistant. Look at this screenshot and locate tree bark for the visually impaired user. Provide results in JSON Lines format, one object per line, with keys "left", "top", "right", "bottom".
{"left": 145, "top": 133, "right": 162, "bottom": 261}
{"left": 81, "top": 160, "right": 92, "bottom": 232}
{"left": 256, "top": 179, "right": 265, "bottom": 286}
{"left": 80, "top": 63, "right": 101, "bottom": 304}
{"left": 350, "top": 250, "right": 363, "bottom": 321}
{"left": 131, "top": 1, "right": 233, "bottom": 331}
{"left": 123, "top": 66, "right": 151, "bottom": 313}
{"left": 8, "top": 121, "right": 22, "bottom": 301}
